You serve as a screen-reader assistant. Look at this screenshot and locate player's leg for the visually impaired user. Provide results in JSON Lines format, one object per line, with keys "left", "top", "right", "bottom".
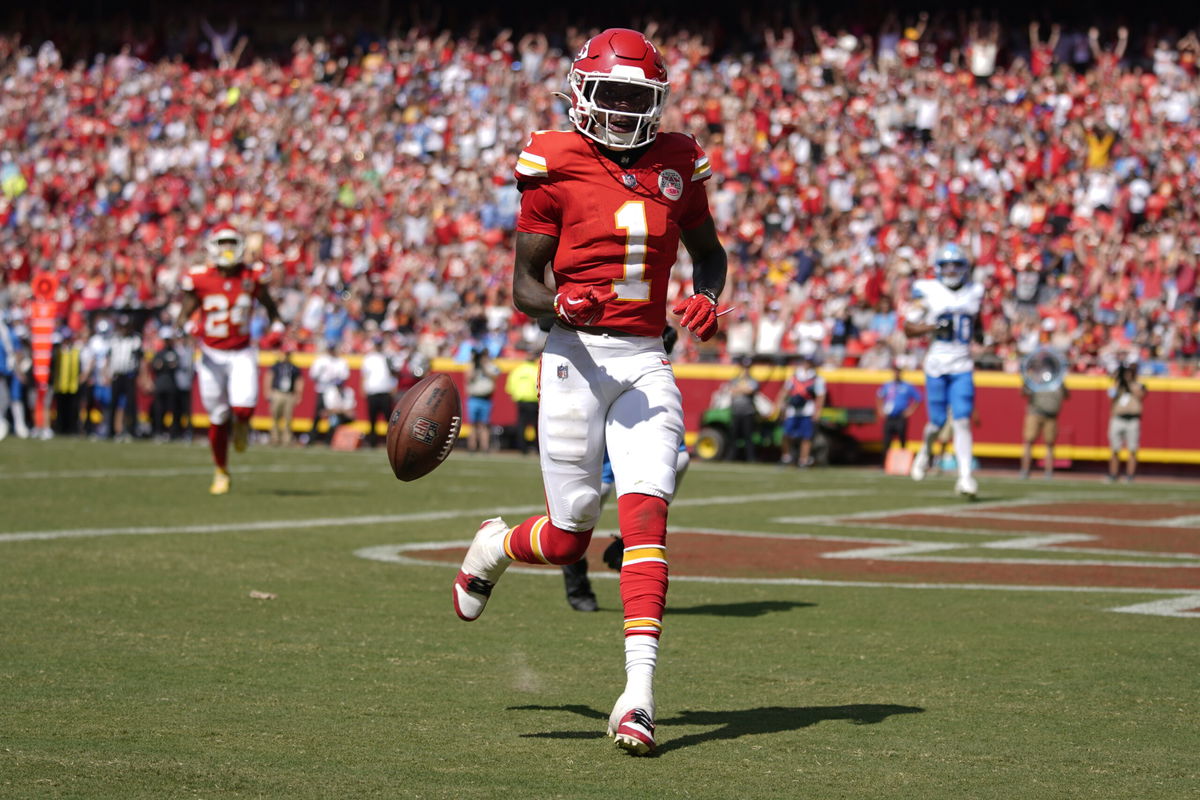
{"left": 1125, "top": 420, "right": 1140, "bottom": 481}
{"left": 227, "top": 348, "right": 259, "bottom": 454}
{"left": 948, "top": 372, "right": 977, "bottom": 497}
{"left": 197, "top": 349, "right": 233, "bottom": 494}
{"left": 913, "top": 373, "right": 948, "bottom": 481}
{"left": 604, "top": 355, "right": 685, "bottom": 756}
{"left": 1043, "top": 417, "right": 1058, "bottom": 478}
{"left": 562, "top": 450, "right": 615, "bottom": 611}
{"left": 453, "top": 330, "right": 606, "bottom": 622}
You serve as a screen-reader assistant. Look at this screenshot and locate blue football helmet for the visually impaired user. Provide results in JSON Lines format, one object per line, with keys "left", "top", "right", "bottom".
{"left": 934, "top": 243, "right": 971, "bottom": 289}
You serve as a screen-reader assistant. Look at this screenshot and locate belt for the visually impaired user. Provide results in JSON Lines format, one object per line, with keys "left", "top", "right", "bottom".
{"left": 1116, "top": 414, "right": 1141, "bottom": 420}
{"left": 554, "top": 320, "right": 642, "bottom": 337}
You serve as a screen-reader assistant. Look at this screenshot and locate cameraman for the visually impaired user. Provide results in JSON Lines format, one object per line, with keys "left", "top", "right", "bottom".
{"left": 1107, "top": 362, "right": 1147, "bottom": 483}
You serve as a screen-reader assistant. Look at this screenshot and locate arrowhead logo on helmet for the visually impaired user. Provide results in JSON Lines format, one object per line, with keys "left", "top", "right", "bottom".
{"left": 567, "top": 28, "right": 670, "bottom": 151}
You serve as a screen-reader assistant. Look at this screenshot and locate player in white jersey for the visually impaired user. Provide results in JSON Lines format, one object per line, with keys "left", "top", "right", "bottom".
{"left": 903, "top": 243, "right": 984, "bottom": 498}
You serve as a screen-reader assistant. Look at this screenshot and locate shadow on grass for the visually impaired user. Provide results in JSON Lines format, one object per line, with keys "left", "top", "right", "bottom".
{"left": 667, "top": 600, "right": 815, "bottom": 617}
{"left": 510, "top": 703, "right": 924, "bottom": 754}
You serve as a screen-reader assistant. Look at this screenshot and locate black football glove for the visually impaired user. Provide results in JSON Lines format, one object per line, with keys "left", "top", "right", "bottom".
{"left": 602, "top": 536, "right": 624, "bottom": 572}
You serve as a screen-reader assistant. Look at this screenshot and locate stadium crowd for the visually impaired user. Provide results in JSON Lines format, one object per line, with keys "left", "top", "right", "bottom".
{"left": 2, "top": 8, "right": 1200, "bottom": 437}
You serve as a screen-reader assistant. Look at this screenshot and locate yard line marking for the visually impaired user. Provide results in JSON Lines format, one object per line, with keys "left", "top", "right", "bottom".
{"left": 0, "top": 489, "right": 868, "bottom": 543}
{"left": 355, "top": 541, "right": 1199, "bottom": 596}
{"left": 1109, "top": 594, "right": 1200, "bottom": 617}
{"left": 0, "top": 464, "right": 377, "bottom": 480}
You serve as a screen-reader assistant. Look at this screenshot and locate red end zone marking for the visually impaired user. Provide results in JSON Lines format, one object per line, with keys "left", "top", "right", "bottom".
{"left": 959, "top": 502, "right": 1200, "bottom": 522}
{"left": 872, "top": 513, "right": 1200, "bottom": 556}
{"left": 414, "top": 531, "right": 1200, "bottom": 590}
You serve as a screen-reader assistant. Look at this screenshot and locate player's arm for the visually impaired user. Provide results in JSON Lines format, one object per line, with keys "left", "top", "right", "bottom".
{"left": 512, "top": 231, "right": 559, "bottom": 319}
{"left": 254, "top": 284, "right": 283, "bottom": 326}
{"left": 680, "top": 217, "right": 727, "bottom": 300}
{"left": 903, "top": 299, "right": 938, "bottom": 337}
{"left": 176, "top": 290, "right": 199, "bottom": 337}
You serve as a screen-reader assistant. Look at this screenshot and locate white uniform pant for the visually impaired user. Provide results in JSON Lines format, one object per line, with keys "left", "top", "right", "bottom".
{"left": 537, "top": 325, "right": 685, "bottom": 532}
{"left": 198, "top": 344, "right": 259, "bottom": 425}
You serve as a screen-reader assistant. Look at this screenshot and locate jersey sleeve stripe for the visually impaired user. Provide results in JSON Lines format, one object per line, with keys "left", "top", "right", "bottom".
{"left": 691, "top": 156, "right": 711, "bottom": 181}
{"left": 516, "top": 151, "right": 548, "bottom": 177}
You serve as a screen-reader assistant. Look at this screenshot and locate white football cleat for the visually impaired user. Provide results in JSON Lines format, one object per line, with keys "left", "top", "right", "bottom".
{"left": 608, "top": 693, "right": 656, "bottom": 756}
{"left": 910, "top": 449, "right": 930, "bottom": 481}
{"left": 452, "top": 517, "right": 512, "bottom": 621}
{"left": 955, "top": 475, "right": 978, "bottom": 500}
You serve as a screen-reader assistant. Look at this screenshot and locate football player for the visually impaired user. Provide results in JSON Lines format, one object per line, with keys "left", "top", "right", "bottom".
{"left": 559, "top": 324, "right": 691, "bottom": 613}
{"left": 451, "top": 28, "right": 728, "bottom": 757}
{"left": 903, "top": 243, "right": 984, "bottom": 498}
{"left": 177, "top": 224, "right": 283, "bottom": 495}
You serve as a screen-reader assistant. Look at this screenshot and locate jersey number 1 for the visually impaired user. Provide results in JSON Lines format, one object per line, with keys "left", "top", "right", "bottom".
{"left": 612, "top": 201, "right": 651, "bottom": 302}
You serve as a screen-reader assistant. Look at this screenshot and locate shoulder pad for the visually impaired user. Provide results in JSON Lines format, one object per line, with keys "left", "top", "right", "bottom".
{"left": 515, "top": 130, "right": 558, "bottom": 180}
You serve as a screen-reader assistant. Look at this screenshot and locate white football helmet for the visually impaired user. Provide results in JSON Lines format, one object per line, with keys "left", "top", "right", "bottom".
{"left": 567, "top": 28, "right": 669, "bottom": 151}
{"left": 207, "top": 225, "right": 245, "bottom": 268}
{"left": 934, "top": 243, "right": 971, "bottom": 289}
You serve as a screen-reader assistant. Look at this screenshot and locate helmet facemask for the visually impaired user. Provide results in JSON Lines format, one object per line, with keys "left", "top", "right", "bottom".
{"left": 937, "top": 259, "right": 970, "bottom": 289}
{"left": 207, "top": 228, "right": 245, "bottom": 268}
{"left": 569, "top": 67, "right": 669, "bottom": 151}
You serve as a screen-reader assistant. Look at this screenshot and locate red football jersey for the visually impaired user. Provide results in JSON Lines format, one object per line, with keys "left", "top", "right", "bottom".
{"left": 180, "top": 262, "right": 269, "bottom": 350}
{"left": 515, "top": 130, "right": 713, "bottom": 336}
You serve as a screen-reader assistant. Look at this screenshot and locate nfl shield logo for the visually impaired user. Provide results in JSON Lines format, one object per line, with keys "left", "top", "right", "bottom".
{"left": 622, "top": 174, "right": 637, "bottom": 188}
{"left": 557, "top": 364, "right": 569, "bottom": 380}
{"left": 409, "top": 416, "right": 439, "bottom": 445}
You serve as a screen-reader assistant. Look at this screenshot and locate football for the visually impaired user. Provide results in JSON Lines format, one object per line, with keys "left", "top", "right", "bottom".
{"left": 386, "top": 372, "right": 463, "bottom": 481}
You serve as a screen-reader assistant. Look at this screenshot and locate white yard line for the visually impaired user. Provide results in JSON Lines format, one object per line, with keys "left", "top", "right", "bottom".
{"left": 0, "top": 489, "right": 868, "bottom": 543}
{"left": 0, "top": 463, "right": 376, "bottom": 480}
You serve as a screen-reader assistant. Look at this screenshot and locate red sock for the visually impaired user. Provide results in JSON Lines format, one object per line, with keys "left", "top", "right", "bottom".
{"left": 209, "top": 421, "right": 230, "bottom": 470}
{"left": 232, "top": 406, "right": 254, "bottom": 421}
{"left": 504, "top": 514, "right": 592, "bottom": 565}
{"left": 617, "top": 494, "right": 669, "bottom": 639}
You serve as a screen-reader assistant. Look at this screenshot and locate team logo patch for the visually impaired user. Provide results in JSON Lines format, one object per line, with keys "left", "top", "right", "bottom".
{"left": 557, "top": 364, "right": 569, "bottom": 380}
{"left": 658, "top": 169, "right": 683, "bottom": 201}
{"left": 409, "top": 416, "right": 439, "bottom": 445}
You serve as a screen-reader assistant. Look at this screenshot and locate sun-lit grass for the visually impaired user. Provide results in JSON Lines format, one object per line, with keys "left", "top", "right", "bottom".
{"left": 1, "top": 438, "right": 1196, "bottom": 799}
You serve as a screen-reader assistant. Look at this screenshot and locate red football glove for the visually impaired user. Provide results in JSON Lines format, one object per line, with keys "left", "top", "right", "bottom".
{"left": 554, "top": 285, "right": 618, "bottom": 327}
{"left": 672, "top": 291, "right": 720, "bottom": 341}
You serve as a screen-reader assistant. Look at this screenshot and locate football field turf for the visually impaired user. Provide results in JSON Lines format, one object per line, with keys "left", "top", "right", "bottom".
{"left": 1, "top": 439, "right": 1197, "bottom": 799}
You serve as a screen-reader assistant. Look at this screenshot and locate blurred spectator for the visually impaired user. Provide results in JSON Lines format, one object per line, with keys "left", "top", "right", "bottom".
{"left": 148, "top": 327, "right": 184, "bottom": 440}
{"left": 106, "top": 315, "right": 143, "bottom": 441}
{"left": 1020, "top": 378, "right": 1070, "bottom": 480}
{"left": 876, "top": 363, "right": 921, "bottom": 465}
{"left": 777, "top": 354, "right": 826, "bottom": 468}
{"left": 505, "top": 349, "right": 540, "bottom": 455}
{"left": 51, "top": 327, "right": 83, "bottom": 436}
{"left": 465, "top": 348, "right": 499, "bottom": 453}
{"left": 81, "top": 319, "right": 112, "bottom": 438}
{"left": 321, "top": 376, "right": 356, "bottom": 442}
{"left": 0, "top": 14, "right": 1199, "bottom": 379}
{"left": 360, "top": 336, "right": 396, "bottom": 448}
{"left": 1107, "top": 361, "right": 1147, "bottom": 482}
{"left": 0, "top": 310, "right": 16, "bottom": 441}
{"left": 723, "top": 357, "right": 761, "bottom": 463}
{"left": 265, "top": 345, "right": 303, "bottom": 446}
{"left": 308, "top": 343, "right": 349, "bottom": 444}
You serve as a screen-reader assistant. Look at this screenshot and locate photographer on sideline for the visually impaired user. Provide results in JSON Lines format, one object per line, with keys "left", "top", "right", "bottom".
{"left": 1107, "top": 361, "right": 1147, "bottom": 483}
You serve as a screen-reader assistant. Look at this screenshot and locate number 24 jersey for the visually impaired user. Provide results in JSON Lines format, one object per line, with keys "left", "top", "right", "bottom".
{"left": 181, "top": 262, "right": 269, "bottom": 350}
{"left": 515, "top": 129, "right": 713, "bottom": 336}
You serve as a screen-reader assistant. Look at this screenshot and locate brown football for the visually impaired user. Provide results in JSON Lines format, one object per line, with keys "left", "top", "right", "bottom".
{"left": 386, "top": 372, "right": 462, "bottom": 481}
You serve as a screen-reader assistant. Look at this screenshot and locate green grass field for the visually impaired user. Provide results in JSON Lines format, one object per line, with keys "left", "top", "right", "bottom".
{"left": 1, "top": 439, "right": 1197, "bottom": 799}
